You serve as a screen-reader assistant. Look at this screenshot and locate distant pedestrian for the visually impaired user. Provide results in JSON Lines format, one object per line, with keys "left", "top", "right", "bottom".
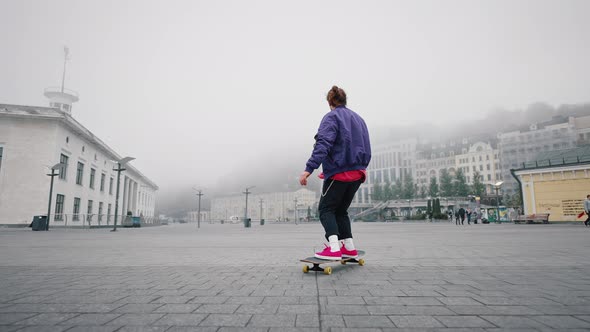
{"left": 584, "top": 195, "right": 590, "bottom": 227}
{"left": 458, "top": 207, "right": 466, "bottom": 225}
{"left": 466, "top": 209, "right": 472, "bottom": 225}
{"left": 455, "top": 210, "right": 460, "bottom": 225}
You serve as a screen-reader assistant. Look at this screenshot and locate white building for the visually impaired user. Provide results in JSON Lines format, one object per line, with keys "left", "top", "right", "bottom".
{"left": 186, "top": 210, "right": 210, "bottom": 223}
{"left": 498, "top": 117, "right": 577, "bottom": 195}
{"left": 211, "top": 188, "right": 317, "bottom": 222}
{"left": 454, "top": 141, "right": 500, "bottom": 193}
{"left": 354, "top": 138, "right": 417, "bottom": 206}
{"left": 0, "top": 89, "right": 158, "bottom": 226}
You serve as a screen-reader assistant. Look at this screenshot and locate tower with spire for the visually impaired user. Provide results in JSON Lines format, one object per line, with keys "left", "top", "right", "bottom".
{"left": 44, "top": 46, "right": 78, "bottom": 114}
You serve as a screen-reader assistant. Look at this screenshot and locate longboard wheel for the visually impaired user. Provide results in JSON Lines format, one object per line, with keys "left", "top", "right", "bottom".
{"left": 324, "top": 266, "right": 332, "bottom": 275}
{"left": 303, "top": 265, "right": 309, "bottom": 273}
{"left": 358, "top": 258, "right": 365, "bottom": 266}
{"left": 341, "top": 260, "right": 346, "bottom": 265}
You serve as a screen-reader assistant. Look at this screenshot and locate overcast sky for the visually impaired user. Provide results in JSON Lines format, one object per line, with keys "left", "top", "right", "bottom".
{"left": 1, "top": 0, "right": 589, "bottom": 191}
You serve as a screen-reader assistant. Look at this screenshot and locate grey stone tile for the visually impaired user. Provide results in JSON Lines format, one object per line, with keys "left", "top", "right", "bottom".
{"left": 218, "top": 328, "right": 269, "bottom": 332}
{"left": 199, "top": 314, "right": 251, "bottom": 327}
{"left": 225, "top": 297, "right": 264, "bottom": 305}
{"left": 58, "top": 314, "right": 121, "bottom": 326}
{"left": 11, "top": 313, "right": 78, "bottom": 325}
{"left": 435, "top": 316, "right": 496, "bottom": 328}
{"left": 188, "top": 296, "right": 229, "bottom": 304}
{"left": 194, "top": 304, "right": 239, "bottom": 314}
{"left": 149, "top": 296, "right": 193, "bottom": 304}
{"left": 0, "top": 325, "right": 22, "bottom": 332}
{"left": 324, "top": 305, "right": 369, "bottom": 315}
{"left": 436, "top": 297, "right": 483, "bottom": 305}
{"left": 248, "top": 314, "right": 296, "bottom": 327}
{"left": 0, "top": 313, "right": 37, "bottom": 325}
{"left": 104, "top": 313, "right": 165, "bottom": 326}
{"left": 165, "top": 327, "right": 218, "bottom": 332}
{"left": 236, "top": 304, "right": 278, "bottom": 314}
{"left": 278, "top": 304, "right": 318, "bottom": 314}
{"left": 152, "top": 313, "right": 207, "bottom": 326}
{"left": 367, "top": 305, "right": 455, "bottom": 316}
{"left": 62, "top": 327, "right": 120, "bottom": 332}
{"left": 480, "top": 316, "right": 550, "bottom": 328}
{"left": 117, "top": 327, "right": 170, "bottom": 332}
{"left": 152, "top": 304, "right": 201, "bottom": 313}
{"left": 388, "top": 315, "right": 445, "bottom": 328}
{"left": 343, "top": 315, "right": 395, "bottom": 328}
{"left": 261, "top": 297, "right": 299, "bottom": 305}
{"left": 113, "top": 304, "right": 163, "bottom": 313}
{"left": 295, "top": 314, "right": 319, "bottom": 327}
{"left": 530, "top": 315, "right": 590, "bottom": 329}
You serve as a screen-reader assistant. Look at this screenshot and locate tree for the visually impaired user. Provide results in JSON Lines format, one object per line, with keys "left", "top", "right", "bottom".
{"left": 472, "top": 171, "right": 485, "bottom": 197}
{"left": 454, "top": 168, "right": 469, "bottom": 197}
{"left": 383, "top": 180, "right": 393, "bottom": 200}
{"left": 419, "top": 186, "right": 427, "bottom": 199}
{"left": 372, "top": 183, "right": 384, "bottom": 202}
{"left": 434, "top": 198, "right": 441, "bottom": 215}
{"left": 428, "top": 177, "right": 439, "bottom": 197}
{"left": 439, "top": 169, "right": 454, "bottom": 197}
{"left": 402, "top": 174, "right": 415, "bottom": 199}
{"left": 392, "top": 179, "right": 403, "bottom": 199}
{"left": 426, "top": 199, "right": 432, "bottom": 217}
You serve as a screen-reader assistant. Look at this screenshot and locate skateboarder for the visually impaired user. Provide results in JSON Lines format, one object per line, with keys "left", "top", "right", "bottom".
{"left": 299, "top": 86, "right": 371, "bottom": 260}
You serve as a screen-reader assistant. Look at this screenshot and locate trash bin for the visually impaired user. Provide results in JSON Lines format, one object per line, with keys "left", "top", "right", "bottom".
{"left": 31, "top": 215, "right": 47, "bottom": 231}
{"left": 260, "top": 218, "right": 265, "bottom": 226}
{"left": 131, "top": 216, "right": 141, "bottom": 228}
{"left": 244, "top": 218, "right": 251, "bottom": 228}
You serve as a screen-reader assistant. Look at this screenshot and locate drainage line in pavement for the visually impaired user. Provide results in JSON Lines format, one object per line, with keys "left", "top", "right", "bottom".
{"left": 314, "top": 272, "right": 323, "bottom": 331}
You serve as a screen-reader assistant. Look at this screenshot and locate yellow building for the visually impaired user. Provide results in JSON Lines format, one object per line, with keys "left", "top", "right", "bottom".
{"left": 513, "top": 147, "right": 590, "bottom": 222}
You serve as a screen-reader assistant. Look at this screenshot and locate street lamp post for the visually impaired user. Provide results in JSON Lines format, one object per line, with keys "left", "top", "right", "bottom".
{"left": 193, "top": 188, "right": 204, "bottom": 229}
{"left": 46, "top": 162, "right": 65, "bottom": 231}
{"left": 111, "top": 157, "right": 135, "bottom": 232}
{"left": 494, "top": 181, "right": 503, "bottom": 224}
{"left": 243, "top": 186, "right": 255, "bottom": 227}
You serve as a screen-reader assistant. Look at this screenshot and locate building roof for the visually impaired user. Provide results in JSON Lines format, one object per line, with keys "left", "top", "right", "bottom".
{"left": 516, "top": 145, "right": 590, "bottom": 170}
{"left": 0, "top": 103, "right": 158, "bottom": 190}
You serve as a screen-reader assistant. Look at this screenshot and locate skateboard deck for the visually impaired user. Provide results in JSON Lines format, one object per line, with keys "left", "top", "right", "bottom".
{"left": 300, "top": 250, "right": 365, "bottom": 275}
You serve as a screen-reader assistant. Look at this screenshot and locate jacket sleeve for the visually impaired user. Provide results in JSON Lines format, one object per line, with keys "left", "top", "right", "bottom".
{"left": 305, "top": 113, "right": 338, "bottom": 174}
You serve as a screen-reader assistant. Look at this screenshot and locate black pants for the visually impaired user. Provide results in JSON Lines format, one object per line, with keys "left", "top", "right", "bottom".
{"left": 318, "top": 179, "right": 362, "bottom": 241}
{"left": 585, "top": 214, "right": 590, "bottom": 226}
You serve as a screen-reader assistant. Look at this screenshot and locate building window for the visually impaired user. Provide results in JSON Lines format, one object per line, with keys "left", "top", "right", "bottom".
{"left": 479, "top": 165, "right": 483, "bottom": 171}
{"left": 487, "top": 164, "right": 490, "bottom": 170}
{"left": 73, "top": 197, "right": 81, "bottom": 221}
{"left": 59, "top": 154, "right": 69, "bottom": 180}
{"left": 107, "top": 204, "right": 112, "bottom": 223}
{"left": 89, "top": 168, "right": 96, "bottom": 189}
{"left": 98, "top": 202, "right": 103, "bottom": 222}
{"left": 66, "top": 136, "right": 69, "bottom": 144}
{"left": 109, "top": 177, "right": 114, "bottom": 195}
{"left": 87, "top": 200, "right": 93, "bottom": 223}
{"left": 55, "top": 194, "right": 65, "bottom": 221}
{"left": 487, "top": 174, "right": 491, "bottom": 181}
{"left": 76, "top": 162, "right": 84, "bottom": 185}
{"left": 100, "top": 174, "right": 105, "bottom": 192}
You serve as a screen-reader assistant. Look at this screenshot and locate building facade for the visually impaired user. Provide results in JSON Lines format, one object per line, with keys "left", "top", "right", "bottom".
{"left": 0, "top": 102, "right": 158, "bottom": 226}
{"left": 498, "top": 117, "right": 578, "bottom": 196}
{"left": 454, "top": 141, "right": 500, "bottom": 193}
{"left": 513, "top": 147, "right": 590, "bottom": 222}
{"left": 354, "top": 139, "right": 417, "bottom": 206}
{"left": 211, "top": 188, "right": 317, "bottom": 222}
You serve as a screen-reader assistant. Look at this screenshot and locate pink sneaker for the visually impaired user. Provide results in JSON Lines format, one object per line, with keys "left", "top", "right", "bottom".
{"left": 341, "top": 242, "right": 358, "bottom": 258}
{"left": 315, "top": 244, "right": 342, "bottom": 260}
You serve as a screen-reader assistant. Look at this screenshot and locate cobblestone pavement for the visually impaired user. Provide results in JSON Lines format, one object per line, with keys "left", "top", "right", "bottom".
{"left": 1, "top": 222, "right": 590, "bottom": 331}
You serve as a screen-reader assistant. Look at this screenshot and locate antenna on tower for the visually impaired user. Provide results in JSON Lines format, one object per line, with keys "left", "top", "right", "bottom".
{"left": 61, "top": 46, "right": 70, "bottom": 93}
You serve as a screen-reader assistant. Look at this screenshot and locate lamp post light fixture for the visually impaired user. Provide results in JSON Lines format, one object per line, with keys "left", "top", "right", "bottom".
{"left": 46, "top": 162, "right": 65, "bottom": 231}
{"left": 494, "top": 181, "right": 504, "bottom": 223}
{"left": 111, "top": 157, "right": 135, "bottom": 232}
{"left": 193, "top": 187, "right": 204, "bottom": 229}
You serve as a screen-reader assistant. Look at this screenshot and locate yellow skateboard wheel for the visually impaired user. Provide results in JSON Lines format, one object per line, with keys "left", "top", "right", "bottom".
{"left": 303, "top": 265, "right": 309, "bottom": 273}
{"left": 324, "top": 266, "right": 332, "bottom": 275}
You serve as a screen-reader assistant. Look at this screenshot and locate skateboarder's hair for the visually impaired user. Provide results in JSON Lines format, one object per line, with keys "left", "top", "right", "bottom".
{"left": 327, "top": 86, "right": 347, "bottom": 107}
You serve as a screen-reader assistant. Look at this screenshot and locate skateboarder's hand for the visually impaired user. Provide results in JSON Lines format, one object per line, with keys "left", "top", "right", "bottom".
{"left": 299, "top": 171, "right": 311, "bottom": 186}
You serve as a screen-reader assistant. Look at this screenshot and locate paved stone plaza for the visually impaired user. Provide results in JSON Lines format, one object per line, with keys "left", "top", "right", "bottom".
{"left": 1, "top": 221, "right": 590, "bottom": 331}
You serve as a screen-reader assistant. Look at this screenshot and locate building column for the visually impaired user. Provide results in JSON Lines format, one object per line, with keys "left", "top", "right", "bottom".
{"left": 122, "top": 177, "right": 128, "bottom": 216}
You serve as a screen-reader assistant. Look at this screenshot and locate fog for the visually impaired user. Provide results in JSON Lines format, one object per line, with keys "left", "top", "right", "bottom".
{"left": 2, "top": 0, "right": 590, "bottom": 213}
